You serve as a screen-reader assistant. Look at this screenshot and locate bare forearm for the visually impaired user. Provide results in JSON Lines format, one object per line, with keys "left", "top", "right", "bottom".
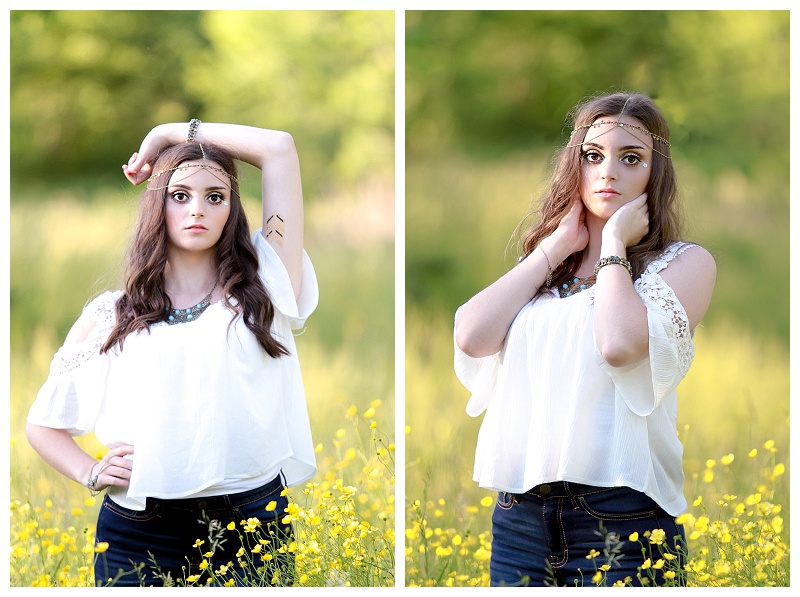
{"left": 456, "top": 235, "right": 569, "bottom": 357}
{"left": 593, "top": 237, "right": 648, "bottom": 367}
{"left": 26, "top": 423, "right": 95, "bottom": 487}
{"left": 153, "top": 122, "right": 297, "bottom": 169}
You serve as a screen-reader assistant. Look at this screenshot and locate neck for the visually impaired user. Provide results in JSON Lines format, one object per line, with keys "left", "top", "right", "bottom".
{"left": 577, "top": 212, "right": 607, "bottom": 277}
{"left": 164, "top": 250, "right": 218, "bottom": 306}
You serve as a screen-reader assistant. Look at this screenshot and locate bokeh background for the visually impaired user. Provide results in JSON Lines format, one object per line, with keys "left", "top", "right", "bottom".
{"left": 405, "top": 9, "right": 789, "bottom": 581}
{"left": 9, "top": 9, "right": 395, "bottom": 579}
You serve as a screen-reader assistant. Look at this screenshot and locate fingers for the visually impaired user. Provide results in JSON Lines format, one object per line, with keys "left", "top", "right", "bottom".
{"left": 95, "top": 446, "right": 134, "bottom": 489}
{"left": 122, "top": 151, "right": 154, "bottom": 186}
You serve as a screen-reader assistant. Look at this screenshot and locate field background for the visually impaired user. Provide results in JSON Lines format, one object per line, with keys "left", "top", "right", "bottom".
{"left": 8, "top": 10, "right": 395, "bottom": 586}
{"left": 405, "top": 10, "right": 790, "bottom": 586}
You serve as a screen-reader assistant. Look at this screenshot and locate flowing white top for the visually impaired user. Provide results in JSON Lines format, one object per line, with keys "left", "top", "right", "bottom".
{"left": 29, "top": 230, "right": 318, "bottom": 510}
{"left": 455, "top": 242, "right": 697, "bottom": 516}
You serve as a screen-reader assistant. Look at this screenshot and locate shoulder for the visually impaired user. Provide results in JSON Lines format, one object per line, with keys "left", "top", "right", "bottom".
{"left": 84, "top": 290, "right": 123, "bottom": 320}
{"left": 660, "top": 243, "right": 716, "bottom": 283}
{"left": 656, "top": 243, "right": 716, "bottom": 332}
{"left": 65, "top": 290, "right": 123, "bottom": 346}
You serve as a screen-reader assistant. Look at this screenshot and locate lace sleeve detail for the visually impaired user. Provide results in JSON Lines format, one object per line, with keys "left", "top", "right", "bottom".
{"left": 596, "top": 243, "right": 698, "bottom": 416}
{"left": 634, "top": 241, "right": 698, "bottom": 374}
{"left": 641, "top": 241, "right": 696, "bottom": 278}
{"left": 635, "top": 274, "right": 695, "bottom": 375}
{"left": 28, "top": 291, "right": 120, "bottom": 435}
{"left": 56, "top": 291, "right": 121, "bottom": 374}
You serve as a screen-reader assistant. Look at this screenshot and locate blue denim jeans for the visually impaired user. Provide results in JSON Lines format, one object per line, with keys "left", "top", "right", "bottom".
{"left": 490, "top": 482, "right": 686, "bottom": 586}
{"left": 94, "top": 474, "right": 293, "bottom": 587}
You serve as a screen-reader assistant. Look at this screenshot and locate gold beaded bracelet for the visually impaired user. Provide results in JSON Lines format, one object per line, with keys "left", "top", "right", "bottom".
{"left": 594, "top": 255, "right": 632, "bottom": 277}
{"left": 538, "top": 245, "right": 553, "bottom": 287}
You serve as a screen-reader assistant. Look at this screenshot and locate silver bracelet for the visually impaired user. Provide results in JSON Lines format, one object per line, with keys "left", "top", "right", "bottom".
{"left": 87, "top": 462, "right": 100, "bottom": 496}
{"left": 594, "top": 255, "right": 633, "bottom": 277}
{"left": 187, "top": 118, "right": 201, "bottom": 143}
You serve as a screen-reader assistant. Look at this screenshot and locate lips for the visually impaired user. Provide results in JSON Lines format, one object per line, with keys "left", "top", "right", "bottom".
{"left": 595, "top": 188, "right": 621, "bottom": 198}
{"left": 185, "top": 224, "right": 208, "bottom": 232}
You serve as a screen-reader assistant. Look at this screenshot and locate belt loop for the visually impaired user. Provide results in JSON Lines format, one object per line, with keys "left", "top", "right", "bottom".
{"left": 279, "top": 470, "right": 287, "bottom": 491}
{"left": 564, "top": 482, "right": 581, "bottom": 509}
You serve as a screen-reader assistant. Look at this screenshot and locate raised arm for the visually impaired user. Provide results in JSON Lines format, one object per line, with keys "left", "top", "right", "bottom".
{"left": 593, "top": 195, "right": 716, "bottom": 367}
{"left": 456, "top": 198, "right": 589, "bottom": 357}
{"left": 124, "top": 122, "right": 304, "bottom": 298}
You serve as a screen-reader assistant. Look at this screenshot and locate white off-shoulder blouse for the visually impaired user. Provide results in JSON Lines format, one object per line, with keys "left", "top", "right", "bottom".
{"left": 455, "top": 242, "right": 698, "bottom": 516}
{"left": 28, "top": 230, "right": 318, "bottom": 510}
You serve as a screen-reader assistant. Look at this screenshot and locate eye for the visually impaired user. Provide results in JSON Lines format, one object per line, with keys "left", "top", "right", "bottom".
{"left": 581, "top": 150, "right": 604, "bottom": 164}
{"left": 170, "top": 191, "right": 189, "bottom": 203}
{"left": 206, "top": 193, "right": 226, "bottom": 205}
{"left": 622, "top": 153, "right": 643, "bottom": 166}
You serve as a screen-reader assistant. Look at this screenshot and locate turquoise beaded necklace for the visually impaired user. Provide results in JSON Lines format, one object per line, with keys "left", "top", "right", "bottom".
{"left": 164, "top": 281, "right": 218, "bottom": 325}
{"left": 558, "top": 275, "right": 596, "bottom": 298}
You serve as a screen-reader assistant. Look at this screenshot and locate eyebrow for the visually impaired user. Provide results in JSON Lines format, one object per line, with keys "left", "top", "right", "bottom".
{"left": 582, "top": 141, "right": 648, "bottom": 151}
{"left": 167, "top": 183, "right": 229, "bottom": 192}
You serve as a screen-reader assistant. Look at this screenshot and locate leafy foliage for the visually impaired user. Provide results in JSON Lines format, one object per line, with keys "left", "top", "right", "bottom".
{"left": 10, "top": 10, "right": 394, "bottom": 195}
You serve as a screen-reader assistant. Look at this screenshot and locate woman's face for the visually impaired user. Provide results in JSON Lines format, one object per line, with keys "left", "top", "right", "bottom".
{"left": 164, "top": 159, "right": 232, "bottom": 257}
{"left": 578, "top": 114, "right": 653, "bottom": 222}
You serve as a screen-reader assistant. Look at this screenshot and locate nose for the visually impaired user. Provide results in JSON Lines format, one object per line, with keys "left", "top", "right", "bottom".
{"left": 189, "top": 195, "right": 205, "bottom": 217}
{"left": 600, "top": 160, "right": 618, "bottom": 181}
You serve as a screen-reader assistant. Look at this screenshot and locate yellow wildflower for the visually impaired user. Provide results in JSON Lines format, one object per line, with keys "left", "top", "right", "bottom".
{"left": 94, "top": 542, "right": 109, "bottom": 554}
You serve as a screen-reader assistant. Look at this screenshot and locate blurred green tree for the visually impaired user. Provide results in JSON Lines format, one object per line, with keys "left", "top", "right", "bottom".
{"left": 10, "top": 10, "right": 394, "bottom": 196}
{"left": 406, "top": 10, "right": 789, "bottom": 177}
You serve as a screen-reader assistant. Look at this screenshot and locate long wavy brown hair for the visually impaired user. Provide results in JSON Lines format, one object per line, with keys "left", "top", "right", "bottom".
{"left": 102, "top": 142, "right": 289, "bottom": 358}
{"left": 518, "top": 92, "right": 683, "bottom": 292}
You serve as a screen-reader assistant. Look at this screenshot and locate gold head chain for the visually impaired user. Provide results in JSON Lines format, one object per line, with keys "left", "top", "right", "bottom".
{"left": 146, "top": 162, "right": 240, "bottom": 192}
{"left": 566, "top": 120, "right": 672, "bottom": 159}
{"left": 146, "top": 141, "right": 240, "bottom": 191}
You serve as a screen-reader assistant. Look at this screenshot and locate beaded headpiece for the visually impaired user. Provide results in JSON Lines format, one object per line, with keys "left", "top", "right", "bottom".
{"left": 146, "top": 143, "right": 240, "bottom": 192}
{"left": 566, "top": 95, "right": 672, "bottom": 159}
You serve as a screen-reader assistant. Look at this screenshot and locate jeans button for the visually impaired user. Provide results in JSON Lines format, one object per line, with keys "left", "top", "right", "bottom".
{"left": 198, "top": 500, "right": 207, "bottom": 509}
{"left": 540, "top": 484, "right": 551, "bottom": 495}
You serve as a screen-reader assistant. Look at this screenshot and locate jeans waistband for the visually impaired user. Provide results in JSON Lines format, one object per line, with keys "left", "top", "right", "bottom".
{"left": 522, "top": 481, "right": 613, "bottom": 500}
{"left": 146, "top": 473, "right": 284, "bottom": 511}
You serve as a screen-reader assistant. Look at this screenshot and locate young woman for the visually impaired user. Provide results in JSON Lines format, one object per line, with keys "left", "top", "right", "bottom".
{"left": 26, "top": 121, "right": 319, "bottom": 586}
{"left": 454, "top": 93, "right": 716, "bottom": 586}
